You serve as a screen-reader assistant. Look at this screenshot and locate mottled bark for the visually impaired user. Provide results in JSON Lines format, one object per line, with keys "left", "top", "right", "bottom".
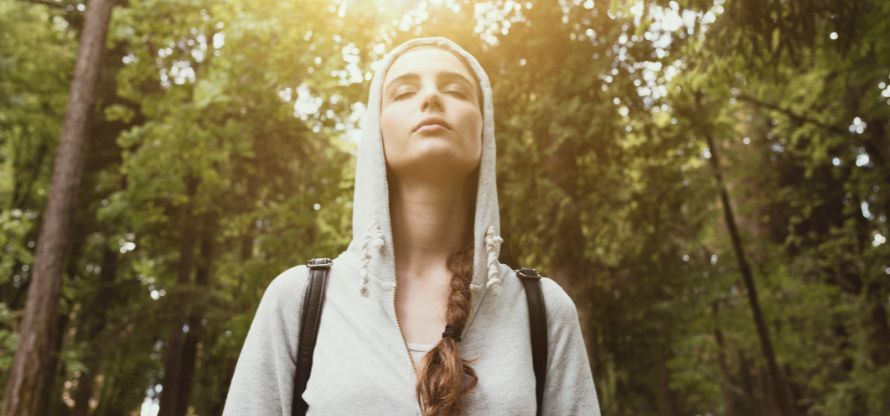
{"left": 1, "top": 1, "right": 115, "bottom": 415}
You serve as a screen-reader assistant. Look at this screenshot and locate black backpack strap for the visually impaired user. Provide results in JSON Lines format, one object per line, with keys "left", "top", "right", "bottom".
{"left": 292, "top": 257, "right": 333, "bottom": 416}
{"left": 516, "top": 267, "right": 548, "bottom": 416}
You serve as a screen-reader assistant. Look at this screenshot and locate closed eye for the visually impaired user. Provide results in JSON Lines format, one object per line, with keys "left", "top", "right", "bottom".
{"left": 392, "top": 88, "right": 467, "bottom": 101}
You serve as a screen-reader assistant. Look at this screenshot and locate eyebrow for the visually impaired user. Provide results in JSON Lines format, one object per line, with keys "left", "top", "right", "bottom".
{"left": 384, "top": 71, "right": 475, "bottom": 95}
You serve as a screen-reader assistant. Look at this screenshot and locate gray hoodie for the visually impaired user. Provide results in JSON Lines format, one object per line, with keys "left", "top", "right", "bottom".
{"left": 222, "top": 37, "right": 601, "bottom": 416}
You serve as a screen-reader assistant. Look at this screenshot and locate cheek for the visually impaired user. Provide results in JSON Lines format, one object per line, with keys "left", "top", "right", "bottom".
{"left": 380, "top": 107, "right": 406, "bottom": 152}
{"left": 458, "top": 108, "right": 484, "bottom": 154}
{"left": 380, "top": 107, "right": 396, "bottom": 137}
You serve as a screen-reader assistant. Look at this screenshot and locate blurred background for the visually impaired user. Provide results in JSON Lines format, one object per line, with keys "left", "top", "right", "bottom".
{"left": 1, "top": 0, "right": 889, "bottom": 415}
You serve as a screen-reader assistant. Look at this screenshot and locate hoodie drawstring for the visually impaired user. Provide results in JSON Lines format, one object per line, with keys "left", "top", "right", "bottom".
{"left": 484, "top": 225, "right": 504, "bottom": 290}
{"left": 360, "top": 222, "right": 385, "bottom": 296}
{"left": 358, "top": 223, "right": 504, "bottom": 295}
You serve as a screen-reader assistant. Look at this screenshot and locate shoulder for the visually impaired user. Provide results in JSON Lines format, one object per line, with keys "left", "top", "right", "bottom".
{"left": 259, "top": 264, "right": 311, "bottom": 308}
{"left": 538, "top": 276, "right": 582, "bottom": 326}
{"left": 269, "top": 263, "right": 311, "bottom": 290}
{"left": 500, "top": 265, "right": 581, "bottom": 325}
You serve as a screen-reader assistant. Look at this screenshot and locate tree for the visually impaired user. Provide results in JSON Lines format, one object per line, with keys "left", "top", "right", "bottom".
{"left": 1, "top": 0, "right": 116, "bottom": 415}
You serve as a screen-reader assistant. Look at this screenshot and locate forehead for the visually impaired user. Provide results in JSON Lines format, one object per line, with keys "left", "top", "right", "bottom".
{"left": 383, "top": 47, "right": 476, "bottom": 86}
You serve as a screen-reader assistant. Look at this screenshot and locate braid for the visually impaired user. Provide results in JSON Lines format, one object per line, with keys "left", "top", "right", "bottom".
{"left": 415, "top": 243, "right": 478, "bottom": 415}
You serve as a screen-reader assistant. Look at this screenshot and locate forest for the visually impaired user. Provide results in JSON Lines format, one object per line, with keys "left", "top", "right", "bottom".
{"left": 1, "top": 0, "right": 889, "bottom": 415}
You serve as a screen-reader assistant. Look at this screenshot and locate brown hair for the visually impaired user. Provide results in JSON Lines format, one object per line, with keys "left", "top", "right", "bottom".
{"left": 415, "top": 241, "right": 478, "bottom": 415}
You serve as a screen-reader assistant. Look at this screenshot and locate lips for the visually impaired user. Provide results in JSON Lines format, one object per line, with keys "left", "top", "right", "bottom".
{"left": 413, "top": 116, "right": 452, "bottom": 132}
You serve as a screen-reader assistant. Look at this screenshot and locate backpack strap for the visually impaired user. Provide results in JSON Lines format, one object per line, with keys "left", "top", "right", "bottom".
{"left": 292, "top": 257, "right": 333, "bottom": 416}
{"left": 516, "top": 267, "right": 548, "bottom": 416}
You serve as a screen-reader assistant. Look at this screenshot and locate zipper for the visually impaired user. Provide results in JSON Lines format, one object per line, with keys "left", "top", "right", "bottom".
{"left": 393, "top": 282, "right": 423, "bottom": 415}
{"left": 393, "top": 282, "right": 419, "bottom": 374}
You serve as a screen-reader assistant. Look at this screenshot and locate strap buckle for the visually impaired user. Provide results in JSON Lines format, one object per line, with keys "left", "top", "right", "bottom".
{"left": 515, "top": 267, "right": 541, "bottom": 280}
{"left": 307, "top": 258, "right": 333, "bottom": 269}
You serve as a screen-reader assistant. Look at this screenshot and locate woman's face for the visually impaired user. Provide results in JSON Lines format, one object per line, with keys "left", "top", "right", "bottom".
{"left": 380, "top": 47, "right": 483, "bottom": 182}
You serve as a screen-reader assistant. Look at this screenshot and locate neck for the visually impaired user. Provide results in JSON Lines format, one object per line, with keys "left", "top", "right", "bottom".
{"left": 389, "top": 173, "right": 473, "bottom": 282}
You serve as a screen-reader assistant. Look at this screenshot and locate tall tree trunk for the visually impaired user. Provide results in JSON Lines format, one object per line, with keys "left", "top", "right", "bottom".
{"left": 174, "top": 212, "right": 216, "bottom": 416}
{"left": 1, "top": 1, "right": 115, "bottom": 415}
{"left": 702, "top": 128, "right": 796, "bottom": 416}
{"left": 72, "top": 246, "right": 118, "bottom": 416}
{"left": 157, "top": 178, "right": 200, "bottom": 416}
{"left": 654, "top": 356, "right": 676, "bottom": 416}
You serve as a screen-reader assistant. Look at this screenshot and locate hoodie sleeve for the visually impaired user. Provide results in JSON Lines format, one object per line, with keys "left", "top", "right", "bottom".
{"left": 222, "top": 265, "right": 309, "bottom": 416}
{"left": 539, "top": 278, "right": 602, "bottom": 416}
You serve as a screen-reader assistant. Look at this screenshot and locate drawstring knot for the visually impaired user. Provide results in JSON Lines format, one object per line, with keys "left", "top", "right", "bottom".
{"left": 484, "top": 225, "right": 504, "bottom": 290}
{"left": 360, "top": 222, "right": 385, "bottom": 296}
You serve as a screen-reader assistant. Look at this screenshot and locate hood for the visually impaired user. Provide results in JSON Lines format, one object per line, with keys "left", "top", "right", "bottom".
{"left": 343, "top": 36, "right": 504, "bottom": 299}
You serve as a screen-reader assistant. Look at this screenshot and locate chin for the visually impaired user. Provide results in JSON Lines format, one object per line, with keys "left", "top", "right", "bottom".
{"left": 392, "top": 150, "right": 479, "bottom": 181}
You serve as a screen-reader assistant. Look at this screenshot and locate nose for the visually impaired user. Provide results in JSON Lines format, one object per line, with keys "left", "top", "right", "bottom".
{"left": 420, "top": 87, "right": 443, "bottom": 112}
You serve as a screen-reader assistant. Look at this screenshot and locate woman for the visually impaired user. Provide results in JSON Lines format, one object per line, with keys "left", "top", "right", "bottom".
{"left": 223, "top": 37, "right": 601, "bottom": 415}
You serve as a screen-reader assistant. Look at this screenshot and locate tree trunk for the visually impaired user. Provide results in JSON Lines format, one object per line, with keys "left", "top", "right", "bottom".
{"left": 712, "top": 302, "right": 736, "bottom": 416}
{"left": 703, "top": 129, "right": 796, "bottom": 416}
{"left": 1, "top": 1, "right": 115, "bottom": 415}
{"left": 72, "top": 246, "right": 118, "bottom": 416}
{"left": 157, "top": 178, "right": 200, "bottom": 416}
{"left": 174, "top": 213, "right": 216, "bottom": 416}
{"left": 654, "top": 357, "right": 676, "bottom": 416}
